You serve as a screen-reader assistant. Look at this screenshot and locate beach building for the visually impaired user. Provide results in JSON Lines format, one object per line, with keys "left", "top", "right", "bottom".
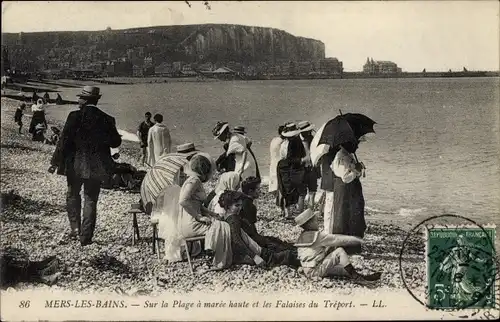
{"left": 172, "top": 61, "right": 184, "bottom": 73}
{"left": 127, "top": 49, "right": 137, "bottom": 61}
{"left": 105, "top": 60, "right": 133, "bottom": 77}
{"left": 210, "top": 67, "right": 236, "bottom": 79}
{"left": 155, "top": 63, "right": 173, "bottom": 76}
{"left": 318, "top": 57, "right": 343, "bottom": 75}
{"left": 363, "top": 58, "right": 401, "bottom": 75}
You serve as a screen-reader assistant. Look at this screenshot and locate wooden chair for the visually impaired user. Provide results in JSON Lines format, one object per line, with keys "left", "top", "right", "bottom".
{"left": 125, "top": 203, "right": 160, "bottom": 258}
{"left": 182, "top": 236, "right": 206, "bottom": 275}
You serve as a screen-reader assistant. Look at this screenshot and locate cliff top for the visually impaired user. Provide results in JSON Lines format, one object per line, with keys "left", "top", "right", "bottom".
{"left": 1, "top": 23, "right": 324, "bottom": 45}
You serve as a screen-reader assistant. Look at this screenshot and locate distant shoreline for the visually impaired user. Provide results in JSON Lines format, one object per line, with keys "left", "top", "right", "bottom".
{"left": 38, "top": 72, "right": 500, "bottom": 87}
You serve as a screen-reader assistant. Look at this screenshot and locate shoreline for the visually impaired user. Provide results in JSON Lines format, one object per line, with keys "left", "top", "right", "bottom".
{"left": 1, "top": 97, "right": 424, "bottom": 295}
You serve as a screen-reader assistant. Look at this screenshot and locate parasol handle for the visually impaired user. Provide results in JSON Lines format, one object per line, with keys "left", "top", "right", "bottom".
{"left": 339, "top": 109, "right": 343, "bottom": 116}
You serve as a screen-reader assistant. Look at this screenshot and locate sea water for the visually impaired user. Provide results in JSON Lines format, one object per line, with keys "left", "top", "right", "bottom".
{"left": 48, "top": 77, "right": 500, "bottom": 227}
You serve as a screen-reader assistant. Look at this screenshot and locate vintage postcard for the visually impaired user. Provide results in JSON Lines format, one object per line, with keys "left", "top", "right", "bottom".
{"left": 1, "top": 1, "right": 499, "bottom": 321}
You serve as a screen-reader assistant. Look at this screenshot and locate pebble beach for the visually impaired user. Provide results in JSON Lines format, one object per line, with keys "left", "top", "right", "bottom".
{"left": 0, "top": 97, "right": 426, "bottom": 296}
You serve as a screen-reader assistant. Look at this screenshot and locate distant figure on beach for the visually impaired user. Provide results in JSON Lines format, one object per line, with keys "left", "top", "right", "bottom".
{"left": 268, "top": 125, "right": 285, "bottom": 194}
{"left": 136, "top": 112, "right": 153, "bottom": 166}
{"left": 212, "top": 122, "right": 257, "bottom": 181}
{"left": 49, "top": 86, "right": 122, "bottom": 246}
{"left": 32, "top": 91, "right": 39, "bottom": 103}
{"left": 146, "top": 114, "right": 171, "bottom": 166}
{"left": 55, "top": 93, "right": 63, "bottom": 105}
{"left": 14, "top": 103, "right": 26, "bottom": 134}
{"left": 298, "top": 121, "right": 320, "bottom": 209}
{"left": 233, "top": 126, "right": 260, "bottom": 180}
{"left": 28, "top": 99, "right": 47, "bottom": 142}
{"left": 294, "top": 209, "right": 381, "bottom": 284}
{"left": 43, "top": 92, "right": 50, "bottom": 103}
{"left": 277, "top": 123, "right": 307, "bottom": 219}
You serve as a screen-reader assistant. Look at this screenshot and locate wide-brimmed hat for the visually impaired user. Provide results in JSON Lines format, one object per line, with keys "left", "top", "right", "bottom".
{"left": 176, "top": 142, "right": 197, "bottom": 153}
{"left": 212, "top": 121, "right": 229, "bottom": 139}
{"left": 294, "top": 209, "right": 317, "bottom": 227}
{"left": 76, "top": 86, "right": 102, "bottom": 99}
{"left": 281, "top": 123, "right": 301, "bottom": 138}
{"left": 184, "top": 152, "right": 216, "bottom": 181}
{"left": 297, "top": 121, "right": 315, "bottom": 132}
{"left": 233, "top": 126, "right": 246, "bottom": 134}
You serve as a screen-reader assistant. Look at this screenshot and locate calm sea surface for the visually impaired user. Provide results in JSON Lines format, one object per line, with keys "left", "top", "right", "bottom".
{"left": 49, "top": 77, "right": 500, "bottom": 226}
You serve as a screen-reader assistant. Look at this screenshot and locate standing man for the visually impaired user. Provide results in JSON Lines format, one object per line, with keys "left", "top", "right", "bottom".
{"left": 14, "top": 103, "right": 26, "bottom": 134}
{"left": 147, "top": 114, "right": 171, "bottom": 166}
{"left": 49, "top": 86, "right": 122, "bottom": 246}
{"left": 137, "top": 112, "right": 153, "bottom": 166}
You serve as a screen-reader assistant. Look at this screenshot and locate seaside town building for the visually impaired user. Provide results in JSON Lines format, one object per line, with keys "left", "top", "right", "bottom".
{"left": 363, "top": 57, "right": 402, "bottom": 75}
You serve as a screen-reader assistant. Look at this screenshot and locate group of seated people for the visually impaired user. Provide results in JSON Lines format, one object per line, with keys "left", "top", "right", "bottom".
{"left": 142, "top": 144, "right": 381, "bottom": 285}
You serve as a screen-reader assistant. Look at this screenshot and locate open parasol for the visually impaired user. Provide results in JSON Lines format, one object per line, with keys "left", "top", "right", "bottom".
{"left": 310, "top": 110, "right": 376, "bottom": 166}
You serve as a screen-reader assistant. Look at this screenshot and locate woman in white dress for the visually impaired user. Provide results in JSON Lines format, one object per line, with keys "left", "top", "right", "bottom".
{"left": 213, "top": 122, "right": 257, "bottom": 181}
{"left": 156, "top": 153, "right": 232, "bottom": 268}
{"left": 268, "top": 125, "right": 285, "bottom": 194}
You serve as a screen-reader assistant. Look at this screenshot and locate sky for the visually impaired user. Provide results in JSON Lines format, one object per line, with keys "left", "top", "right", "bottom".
{"left": 2, "top": 1, "right": 499, "bottom": 72}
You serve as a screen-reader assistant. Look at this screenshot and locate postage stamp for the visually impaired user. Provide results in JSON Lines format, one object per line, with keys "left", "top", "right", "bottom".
{"left": 426, "top": 225, "right": 496, "bottom": 310}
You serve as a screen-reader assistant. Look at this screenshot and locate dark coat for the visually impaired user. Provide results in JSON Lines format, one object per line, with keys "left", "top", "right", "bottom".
{"left": 28, "top": 111, "right": 47, "bottom": 134}
{"left": 50, "top": 104, "right": 122, "bottom": 182}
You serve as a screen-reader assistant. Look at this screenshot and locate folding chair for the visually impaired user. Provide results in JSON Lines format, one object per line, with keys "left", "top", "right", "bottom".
{"left": 182, "top": 236, "right": 206, "bottom": 275}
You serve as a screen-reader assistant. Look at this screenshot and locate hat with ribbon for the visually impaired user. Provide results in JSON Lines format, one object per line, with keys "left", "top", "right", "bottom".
{"left": 176, "top": 142, "right": 197, "bottom": 154}
{"left": 76, "top": 86, "right": 102, "bottom": 99}
{"left": 281, "top": 123, "right": 301, "bottom": 138}
{"left": 297, "top": 120, "right": 315, "bottom": 132}
{"left": 294, "top": 209, "right": 317, "bottom": 227}
{"left": 233, "top": 126, "right": 246, "bottom": 135}
{"left": 212, "top": 121, "right": 229, "bottom": 139}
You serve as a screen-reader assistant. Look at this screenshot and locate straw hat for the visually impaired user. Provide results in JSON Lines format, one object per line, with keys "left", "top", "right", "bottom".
{"left": 233, "top": 126, "right": 246, "bottom": 135}
{"left": 176, "top": 142, "right": 197, "bottom": 153}
{"left": 297, "top": 121, "right": 315, "bottom": 132}
{"left": 212, "top": 121, "right": 229, "bottom": 140}
{"left": 281, "top": 123, "right": 301, "bottom": 138}
{"left": 294, "top": 209, "right": 317, "bottom": 227}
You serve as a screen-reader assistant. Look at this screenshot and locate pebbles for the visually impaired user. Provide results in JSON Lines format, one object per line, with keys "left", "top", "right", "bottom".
{"left": 1, "top": 97, "right": 426, "bottom": 294}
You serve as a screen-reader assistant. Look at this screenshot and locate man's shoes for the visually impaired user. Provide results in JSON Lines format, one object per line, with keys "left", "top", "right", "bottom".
{"left": 351, "top": 272, "right": 382, "bottom": 286}
{"left": 80, "top": 240, "right": 93, "bottom": 247}
{"left": 58, "top": 231, "right": 78, "bottom": 245}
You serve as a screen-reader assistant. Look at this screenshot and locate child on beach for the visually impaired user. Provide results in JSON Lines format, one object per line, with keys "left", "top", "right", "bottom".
{"left": 14, "top": 103, "right": 26, "bottom": 134}
{"left": 294, "top": 209, "right": 381, "bottom": 285}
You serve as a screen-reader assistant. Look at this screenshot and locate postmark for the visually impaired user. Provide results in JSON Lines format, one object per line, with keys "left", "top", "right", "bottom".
{"left": 399, "top": 214, "right": 499, "bottom": 319}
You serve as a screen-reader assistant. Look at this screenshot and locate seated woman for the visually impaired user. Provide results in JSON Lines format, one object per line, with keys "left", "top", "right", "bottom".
{"left": 176, "top": 153, "right": 232, "bottom": 268}
{"left": 239, "top": 176, "right": 298, "bottom": 254}
{"left": 204, "top": 171, "right": 241, "bottom": 215}
{"left": 218, "top": 190, "right": 300, "bottom": 268}
{"left": 178, "top": 153, "right": 221, "bottom": 237}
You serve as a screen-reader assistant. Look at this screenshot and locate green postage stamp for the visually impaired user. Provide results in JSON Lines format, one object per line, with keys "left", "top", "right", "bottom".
{"left": 427, "top": 225, "right": 497, "bottom": 310}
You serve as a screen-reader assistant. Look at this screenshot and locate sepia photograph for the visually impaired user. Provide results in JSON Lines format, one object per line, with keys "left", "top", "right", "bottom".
{"left": 1, "top": 1, "right": 499, "bottom": 320}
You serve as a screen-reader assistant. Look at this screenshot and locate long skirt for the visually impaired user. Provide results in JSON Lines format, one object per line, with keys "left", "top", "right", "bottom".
{"left": 277, "top": 159, "right": 306, "bottom": 209}
{"left": 332, "top": 177, "right": 366, "bottom": 254}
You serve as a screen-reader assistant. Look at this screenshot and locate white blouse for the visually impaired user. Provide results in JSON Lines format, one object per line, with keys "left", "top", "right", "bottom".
{"left": 330, "top": 147, "right": 362, "bottom": 183}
